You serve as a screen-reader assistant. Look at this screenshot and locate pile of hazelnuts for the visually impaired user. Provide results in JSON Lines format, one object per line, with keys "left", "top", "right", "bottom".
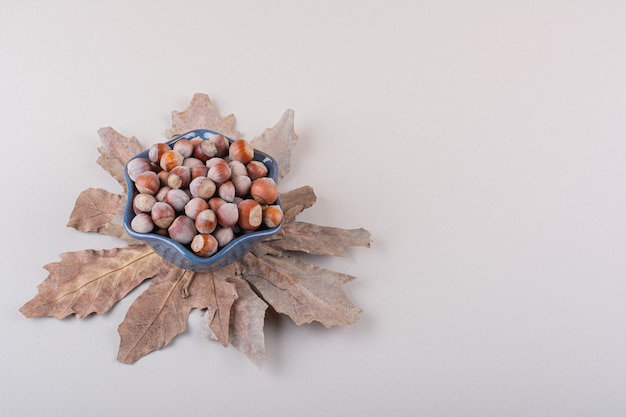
{"left": 126, "top": 134, "right": 283, "bottom": 257}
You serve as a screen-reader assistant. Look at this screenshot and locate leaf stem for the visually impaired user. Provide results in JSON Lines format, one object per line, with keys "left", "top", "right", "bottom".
{"left": 180, "top": 270, "right": 196, "bottom": 298}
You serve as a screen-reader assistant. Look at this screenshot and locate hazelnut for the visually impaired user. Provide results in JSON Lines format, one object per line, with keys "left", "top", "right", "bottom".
{"left": 207, "top": 158, "right": 231, "bottom": 183}
{"left": 237, "top": 199, "right": 262, "bottom": 231}
{"left": 205, "top": 157, "right": 221, "bottom": 169}
{"left": 131, "top": 213, "right": 155, "bottom": 234}
{"left": 154, "top": 227, "right": 169, "bottom": 237}
{"left": 160, "top": 150, "right": 184, "bottom": 171}
{"left": 135, "top": 171, "right": 160, "bottom": 195}
{"left": 232, "top": 175, "right": 251, "bottom": 197}
{"left": 165, "top": 188, "right": 190, "bottom": 212}
{"left": 155, "top": 185, "right": 171, "bottom": 202}
{"left": 172, "top": 139, "right": 195, "bottom": 158}
{"left": 182, "top": 157, "right": 204, "bottom": 168}
{"left": 208, "top": 197, "right": 226, "bottom": 212}
{"left": 188, "top": 136, "right": 203, "bottom": 145}
{"left": 246, "top": 161, "right": 268, "bottom": 180}
{"left": 218, "top": 181, "right": 236, "bottom": 202}
{"left": 168, "top": 215, "right": 196, "bottom": 244}
{"left": 216, "top": 202, "right": 239, "bottom": 227}
{"left": 250, "top": 177, "right": 279, "bottom": 205}
{"left": 157, "top": 170, "right": 170, "bottom": 187}
{"left": 184, "top": 197, "right": 209, "bottom": 220}
{"left": 199, "top": 140, "right": 218, "bottom": 159}
{"left": 192, "top": 142, "right": 211, "bottom": 162}
{"left": 189, "top": 177, "right": 216, "bottom": 199}
{"left": 126, "top": 158, "right": 153, "bottom": 182}
{"left": 148, "top": 143, "right": 170, "bottom": 163}
{"left": 151, "top": 202, "right": 175, "bottom": 228}
{"left": 228, "top": 160, "right": 248, "bottom": 178}
{"left": 133, "top": 192, "right": 157, "bottom": 213}
{"left": 229, "top": 139, "right": 254, "bottom": 164}
{"left": 263, "top": 205, "right": 283, "bottom": 228}
{"left": 209, "top": 134, "right": 230, "bottom": 157}
{"left": 213, "top": 226, "right": 235, "bottom": 247}
{"left": 195, "top": 209, "right": 218, "bottom": 234}
{"left": 190, "top": 234, "right": 218, "bottom": 257}
{"left": 167, "top": 165, "right": 191, "bottom": 189}
{"left": 190, "top": 165, "right": 209, "bottom": 179}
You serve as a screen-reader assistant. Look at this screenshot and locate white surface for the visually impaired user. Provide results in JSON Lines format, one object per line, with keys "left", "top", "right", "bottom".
{"left": 2, "top": 1, "right": 626, "bottom": 416}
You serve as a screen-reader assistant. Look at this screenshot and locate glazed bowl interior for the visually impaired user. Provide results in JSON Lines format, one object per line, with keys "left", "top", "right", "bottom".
{"left": 123, "top": 129, "right": 283, "bottom": 272}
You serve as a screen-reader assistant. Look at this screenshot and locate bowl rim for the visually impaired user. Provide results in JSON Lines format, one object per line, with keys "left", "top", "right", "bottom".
{"left": 123, "top": 129, "right": 283, "bottom": 269}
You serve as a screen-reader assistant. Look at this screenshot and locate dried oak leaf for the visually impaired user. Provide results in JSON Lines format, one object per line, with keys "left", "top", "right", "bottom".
{"left": 96, "top": 126, "right": 144, "bottom": 192}
{"left": 67, "top": 188, "right": 122, "bottom": 232}
{"left": 250, "top": 109, "right": 299, "bottom": 182}
{"left": 67, "top": 187, "right": 139, "bottom": 244}
{"left": 195, "top": 267, "right": 240, "bottom": 346}
{"left": 97, "top": 149, "right": 127, "bottom": 191}
{"left": 240, "top": 253, "right": 361, "bottom": 328}
{"left": 20, "top": 245, "right": 168, "bottom": 319}
{"left": 267, "top": 222, "right": 372, "bottom": 256}
{"left": 225, "top": 276, "right": 268, "bottom": 368}
{"left": 117, "top": 264, "right": 238, "bottom": 364}
{"left": 166, "top": 93, "right": 242, "bottom": 139}
{"left": 278, "top": 185, "right": 317, "bottom": 217}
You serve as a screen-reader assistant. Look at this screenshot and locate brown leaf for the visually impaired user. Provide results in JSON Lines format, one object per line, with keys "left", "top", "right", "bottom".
{"left": 195, "top": 266, "right": 239, "bottom": 346}
{"left": 226, "top": 276, "right": 268, "bottom": 367}
{"left": 20, "top": 245, "right": 167, "bottom": 319}
{"left": 67, "top": 188, "right": 141, "bottom": 245}
{"left": 250, "top": 241, "right": 284, "bottom": 258}
{"left": 240, "top": 253, "right": 361, "bottom": 328}
{"left": 117, "top": 264, "right": 238, "bottom": 364}
{"left": 268, "top": 222, "right": 372, "bottom": 256}
{"left": 117, "top": 268, "right": 192, "bottom": 364}
{"left": 97, "top": 126, "right": 144, "bottom": 165}
{"left": 166, "top": 93, "right": 242, "bottom": 139}
{"left": 97, "top": 147, "right": 127, "bottom": 191}
{"left": 279, "top": 185, "right": 316, "bottom": 220}
{"left": 96, "top": 127, "right": 143, "bottom": 192}
{"left": 67, "top": 188, "right": 122, "bottom": 232}
{"left": 250, "top": 109, "right": 299, "bottom": 182}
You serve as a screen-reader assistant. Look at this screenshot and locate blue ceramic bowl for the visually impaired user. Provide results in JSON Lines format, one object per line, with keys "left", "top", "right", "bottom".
{"left": 123, "top": 129, "right": 283, "bottom": 272}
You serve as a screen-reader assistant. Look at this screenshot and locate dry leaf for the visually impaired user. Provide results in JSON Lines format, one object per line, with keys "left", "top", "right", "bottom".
{"left": 97, "top": 148, "right": 127, "bottom": 191}
{"left": 97, "top": 126, "right": 144, "bottom": 165}
{"left": 240, "top": 253, "right": 361, "bottom": 328}
{"left": 250, "top": 109, "right": 299, "bottom": 182}
{"left": 194, "top": 266, "right": 240, "bottom": 346}
{"left": 96, "top": 127, "right": 143, "bottom": 192}
{"left": 278, "top": 185, "right": 317, "bottom": 221}
{"left": 67, "top": 188, "right": 143, "bottom": 245}
{"left": 117, "top": 264, "right": 238, "bottom": 364}
{"left": 225, "top": 276, "right": 268, "bottom": 367}
{"left": 166, "top": 93, "right": 242, "bottom": 139}
{"left": 267, "top": 222, "right": 372, "bottom": 256}
{"left": 117, "top": 268, "right": 193, "bottom": 364}
{"left": 67, "top": 188, "right": 122, "bottom": 232}
{"left": 66, "top": 187, "right": 138, "bottom": 244}
{"left": 20, "top": 245, "right": 167, "bottom": 319}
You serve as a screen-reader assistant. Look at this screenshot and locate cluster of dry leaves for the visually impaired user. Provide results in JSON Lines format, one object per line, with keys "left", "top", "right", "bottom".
{"left": 20, "top": 94, "right": 371, "bottom": 365}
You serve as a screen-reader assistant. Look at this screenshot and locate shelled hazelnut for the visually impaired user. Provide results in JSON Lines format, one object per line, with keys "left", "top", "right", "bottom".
{"left": 127, "top": 135, "right": 283, "bottom": 257}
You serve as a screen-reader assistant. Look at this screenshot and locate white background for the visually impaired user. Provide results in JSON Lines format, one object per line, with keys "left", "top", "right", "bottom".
{"left": 2, "top": 1, "right": 626, "bottom": 416}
